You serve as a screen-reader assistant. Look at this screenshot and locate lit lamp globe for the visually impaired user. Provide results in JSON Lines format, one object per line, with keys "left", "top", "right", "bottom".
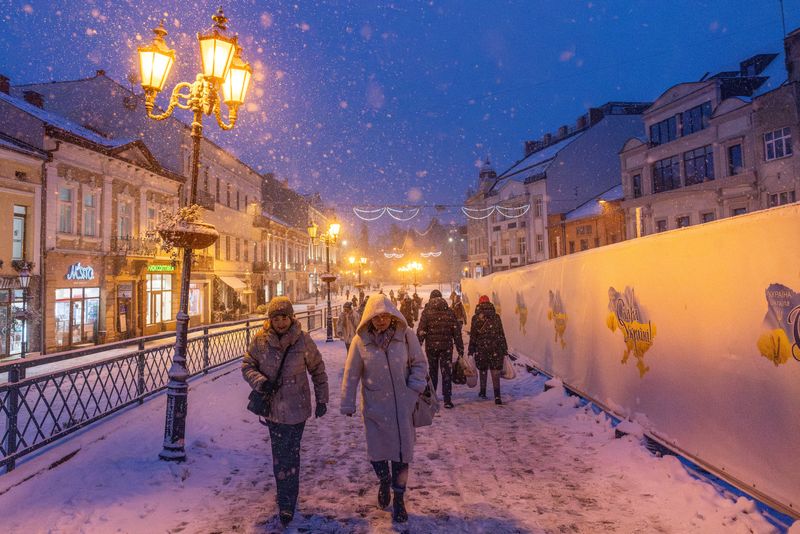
{"left": 198, "top": 9, "right": 237, "bottom": 82}
{"left": 222, "top": 48, "right": 252, "bottom": 107}
{"left": 137, "top": 21, "right": 175, "bottom": 94}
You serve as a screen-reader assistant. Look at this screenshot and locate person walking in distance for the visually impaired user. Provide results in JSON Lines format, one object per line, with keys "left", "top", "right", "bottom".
{"left": 450, "top": 291, "right": 467, "bottom": 329}
{"left": 400, "top": 294, "right": 415, "bottom": 329}
{"left": 340, "top": 294, "right": 429, "bottom": 523}
{"left": 468, "top": 295, "right": 508, "bottom": 405}
{"left": 417, "top": 289, "right": 463, "bottom": 409}
{"left": 336, "top": 300, "right": 360, "bottom": 353}
{"left": 241, "top": 297, "right": 329, "bottom": 526}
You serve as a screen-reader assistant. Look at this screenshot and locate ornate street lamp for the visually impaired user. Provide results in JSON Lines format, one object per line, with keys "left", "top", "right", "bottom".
{"left": 137, "top": 8, "right": 251, "bottom": 462}
{"left": 16, "top": 265, "right": 31, "bottom": 359}
{"left": 307, "top": 222, "right": 340, "bottom": 342}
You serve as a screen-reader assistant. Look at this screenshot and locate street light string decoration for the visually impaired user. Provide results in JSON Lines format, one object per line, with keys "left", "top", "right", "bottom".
{"left": 352, "top": 207, "right": 387, "bottom": 221}
{"left": 384, "top": 252, "right": 405, "bottom": 258}
{"left": 420, "top": 251, "right": 442, "bottom": 257}
{"left": 461, "top": 204, "right": 530, "bottom": 220}
{"left": 386, "top": 207, "right": 420, "bottom": 221}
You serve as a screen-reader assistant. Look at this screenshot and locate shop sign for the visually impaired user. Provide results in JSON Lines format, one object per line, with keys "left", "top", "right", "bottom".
{"left": 66, "top": 262, "right": 94, "bottom": 281}
{"left": 148, "top": 264, "right": 175, "bottom": 272}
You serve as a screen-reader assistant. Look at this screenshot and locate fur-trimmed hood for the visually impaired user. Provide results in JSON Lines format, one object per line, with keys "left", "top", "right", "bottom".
{"left": 356, "top": 294, "right": 407, "bottom": 334}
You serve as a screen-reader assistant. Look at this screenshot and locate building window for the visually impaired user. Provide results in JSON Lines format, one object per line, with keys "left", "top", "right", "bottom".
{"left": 507, "top": 222, "right": 517, "bottom": 229}
{"left": 215, "top": 239, "right": 221, "bottom": 260}
{"left": 656, "top": 219, "right": 668, "bottom": 232}
{"left": 731, "top": 207, "right": 747, "bottom": 216}
{"left": 682, "top": 101, "right": 712, "bottom": 136}
{"left": 769, "top": 191, "right": 797, "bottom": 206}
{"left": 235, "top": 238, "right": 241, "bottom": 261}
{"left": 594, "top": 237, "right": 600, "bottom": 247}
{"left": 569, "top": 241, "right": 575, "bottom": 254}
{"left": 535, "top": 234, "right": 544, "bottom": 253}
{"left": 533, "top": 197, "right": 543, "bottom": 218}
{"left": 83, "top": 192, "right": 97, "bottom": 236}
{"left": 500, "top": 237, "right": 510, "bottom": 256}
{"left": 516, "top": 236, "right": 526, "bottom": 256}
{"left": 243, "top": 239, "right": 249, "bottom": 261}
{"left": 676, "top": 215, "right": 690, "bottom": 228}
{"left": 226, "top": 183, "right": 231, "bottom": 207}
{"left": 701, "top": 211, "right": 716, "bottom": 223}
{"left": 216, "top": 177, "right": 221, "bottom": 202}
{"left": 649, "top": 115, "right": 678, "bottom": 145}
{"left": 189, "top": 283, "right": 202, "bottom": 317}
{"left": 12, "top": 205, "right": 26, "bottom": 260}
{"left": 225, "top": 235, "right": 231, "bottom": 260}
{"left": 117, "top": 200, "right": 132, "bottom": 237}
{"left": 236, "top": 190, "right": 240, "bottom": 210}
{"left": 652, "top": 156, "right": 681, "bottom": 193}
{"left": 764, "top": 127, "right": 793, "bottom": 161}
{"left": 58, "top": 187, "right": 74, "bottom": 234}
{"left": 728, "top": 144, "right": 743, "bottom": 176}
{"left": 576, "top": 224, "right": 592, "bottom": 235}
{"left": 632, "top": 174, "right": 642, "bottom": 198}
{"left": 54, "top": 287, "right": 100, "bottom": 347}
{"left": 492, "top": 225, "right": 501, "bottom": 232}
{"left": 146, "top": 274, "right": 172, "bottom": 325}
{"left": 580, "top": 239, "right": 589, "bottom": 251}
{"left": 684, "top": 145, "right": 714, "bottom": 186}
{"left": 146, "top": 205, "right": 158, "bottom": 231}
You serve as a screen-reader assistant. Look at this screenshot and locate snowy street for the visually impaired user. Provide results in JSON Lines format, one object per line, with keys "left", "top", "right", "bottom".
{"left": 0, "top": 329, "right": 780, "bottom": 534}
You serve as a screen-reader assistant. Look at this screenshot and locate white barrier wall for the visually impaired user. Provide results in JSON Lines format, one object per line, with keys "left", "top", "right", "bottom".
{"left": 462, "top": 203, "right": 800, "bottom": 514}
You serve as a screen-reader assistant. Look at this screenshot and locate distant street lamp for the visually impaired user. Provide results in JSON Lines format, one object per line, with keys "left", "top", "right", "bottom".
{"left": 349, "top": 255, "right": 368, "bottom": 287}
{"left": 16, "top": 265, "right": 31, "bottom": 359}
{"left": 308, "top": 222, "right": 340, "bottom": 342}
{"left": 137, "top": 8, "right": 252, "bottom": 463}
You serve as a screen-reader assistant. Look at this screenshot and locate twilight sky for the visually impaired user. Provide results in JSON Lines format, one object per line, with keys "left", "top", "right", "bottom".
{"left": 2, "top": 0, "right": 799, "bottom": 230}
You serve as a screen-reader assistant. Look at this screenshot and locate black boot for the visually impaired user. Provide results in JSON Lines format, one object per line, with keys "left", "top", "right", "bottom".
{"left": 478, "top": 390, "right": 487, "bottom": 399}
{"left": 279, "top": 510, "right": 294, "bottom": 526}
{"left": 378, "top": 478, "right": 391, "bottom": 509}
{"left": 392, "top": 490, "right": 408, "bottom": 523}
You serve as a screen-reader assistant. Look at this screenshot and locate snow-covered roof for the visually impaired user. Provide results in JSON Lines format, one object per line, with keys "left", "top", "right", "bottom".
{"left": 502, "top": 133, "right": 585, "bottom": 184}
{"left": 0, "top": 91, "right": 135, "bottom": 149}
{"left": 565, "top": 184, "right": 623, "bottom": 221}
{"left": 0, "top": 134, "right": 48, "bottom": 159}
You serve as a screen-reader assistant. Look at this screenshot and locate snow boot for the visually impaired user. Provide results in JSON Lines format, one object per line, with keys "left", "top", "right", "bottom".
{"left": 392, "top": 490, "right": 408, "bottom": 523}
{"left": 495, "top": 397, "right": 503, "bottom": 405}
{"left": 378, "top": 478, "right": 391, "bottom": 509}
{"left": 279, "top": 510, "right": 294, "bottom": 526}
{"left": 478, "top": 390, "right": 487, "bottom": 399}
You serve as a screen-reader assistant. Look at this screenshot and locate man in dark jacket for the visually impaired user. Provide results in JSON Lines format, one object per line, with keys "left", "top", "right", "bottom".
{"left": 416, "top": 289, "right": 464, "bottom": 408}
{"left": 400, "top": 295, "right": 415, "bottom": 328}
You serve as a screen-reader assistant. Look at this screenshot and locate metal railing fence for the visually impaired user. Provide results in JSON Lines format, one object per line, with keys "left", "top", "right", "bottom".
{"left": 0, "top": 305, "right": 340, "bottom": 473}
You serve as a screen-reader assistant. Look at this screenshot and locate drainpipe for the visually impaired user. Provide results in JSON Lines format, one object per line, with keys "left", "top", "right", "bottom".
{"left": 40, "top": 141, "right": 59, "bottom": 355}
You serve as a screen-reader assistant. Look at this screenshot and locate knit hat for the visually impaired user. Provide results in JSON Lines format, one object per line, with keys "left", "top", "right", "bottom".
{"left": 267, "top": 296, "right": 294, "bottom": 319}
{"left": 478, "top": 295, "right": 490, "bottom": 304}
{"left": 430, "top": 289, "right": 442, "bottom": 299}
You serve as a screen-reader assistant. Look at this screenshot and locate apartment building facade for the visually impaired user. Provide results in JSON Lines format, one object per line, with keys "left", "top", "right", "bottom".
{"left": 620, "top": 31, "right": 800, "bottom": 236}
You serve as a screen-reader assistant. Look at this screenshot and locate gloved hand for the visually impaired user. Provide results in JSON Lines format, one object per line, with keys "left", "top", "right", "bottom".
{"left": 315, "top": 403, "right": 327, "bottom": 418}
{"left": 259, "top": 379, "right": 274, "bottom": 394}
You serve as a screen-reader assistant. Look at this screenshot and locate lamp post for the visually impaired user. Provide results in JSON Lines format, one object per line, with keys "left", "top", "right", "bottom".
{"left": 137, "top": 8, "right": 251, "bottom": 462}
{"left": 308, "top": 222, "right": 340, "bottom": 342}
{"left": 409, "top": 261, "right": 422, "bottom": 294}
{"left": 349, "top": 256, "right": 367, "bottom": 287}
{"left": 16, "top": 265, "right": 31, "bottom": 359}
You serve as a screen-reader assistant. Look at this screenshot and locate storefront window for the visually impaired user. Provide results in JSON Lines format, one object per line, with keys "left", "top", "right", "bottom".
{"left": 54, "top": 287, "right": 100, "bottom": 347}
{"left": 189, "top": 283, "right": 202, "bottom": 316}
{"left": 146, "top": 273, "right": 172, "bottom": 325}
{"left": 0, "top": 289, "right": 24, "bottom": 357}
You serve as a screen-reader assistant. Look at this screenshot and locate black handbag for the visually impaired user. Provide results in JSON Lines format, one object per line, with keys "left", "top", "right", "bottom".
{"left": 247, "top": 344, "right": 292, "bottom": 424}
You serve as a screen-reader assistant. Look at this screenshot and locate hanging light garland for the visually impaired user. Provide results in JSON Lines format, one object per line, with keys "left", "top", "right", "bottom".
{"left": 496, "top": 204, "right": 530, "bottom": 218}
{"left": 353, "top": 204, "right": 530, "bottom": 221}
{"left": 352, "top": 207, "right": 387, "bottom": 221}
{"left": 386, "top": 207, "right": 420, "bottom": 221}
{"left": 420, "top": 251, "right": 442, "bottom": 258}
{"left": 384, "top": 252, "right": 405, "bottom": 259}
{"left": 461, "top": 204, "right": 530, "bottom": 220}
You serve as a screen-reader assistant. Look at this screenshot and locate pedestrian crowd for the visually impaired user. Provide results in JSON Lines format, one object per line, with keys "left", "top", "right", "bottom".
{"left": 241, "top": 287, "right": 510, "bottom": 526}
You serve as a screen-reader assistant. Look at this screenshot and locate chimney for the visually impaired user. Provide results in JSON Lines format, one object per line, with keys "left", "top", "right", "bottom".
{"left": 543, "top": 133, "right": 552, "bottom": 145}
{"left": 557, "top": 125, "right": 569, "bottom": 138}
{"left": 96, "top": 69, "right": 106, "bottom": 77}
{"left": 576, "top": 114, "right": 587, "bottom": 130}
{"left": 23, "top": 90, "right": 44, "bottom": 108}
{"left": 0, "top": 75, "right": 9, "bottom": 95}
{"left": 588, "top": 107, "right": 605, "bottom": 125}
{"left": 784, "top": 27, "right": 800, "bottom": 84}
{"left": 524, "top": 140, "right": 541, "bottom": 157}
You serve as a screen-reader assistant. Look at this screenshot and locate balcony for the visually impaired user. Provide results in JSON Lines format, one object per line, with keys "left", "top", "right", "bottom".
{"left": 252, "top": 261, "right": 270, "bottom": 273}
{"left": 193, "top": 254, "right": 214, "bottom": 272}
{"left": 110, "top": 236, "right": 159, "bottom": 257}
{"left": 196, "top": 189, "right": 215, "bottom": 211}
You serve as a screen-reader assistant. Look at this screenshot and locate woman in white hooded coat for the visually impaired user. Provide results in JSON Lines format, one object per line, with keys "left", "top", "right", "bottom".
{"left": 341, "top": 294, "right": 428, "bottom": 523}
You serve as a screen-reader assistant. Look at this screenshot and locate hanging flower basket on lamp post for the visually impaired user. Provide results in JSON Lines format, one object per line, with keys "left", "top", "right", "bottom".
{"left": 158, "top": 220, "right": 219, "bottom": 250}
{"left": 154, "top": 205, "right": 219, "bottom": 252}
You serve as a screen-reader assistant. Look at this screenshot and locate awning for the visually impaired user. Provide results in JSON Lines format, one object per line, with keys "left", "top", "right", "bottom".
{"left": 218, "top": 276, "right": 247, "bottom": 291}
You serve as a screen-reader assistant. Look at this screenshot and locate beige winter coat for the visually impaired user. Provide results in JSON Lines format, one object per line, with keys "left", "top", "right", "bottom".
{"left": 341, "top": 294, "right": 429, "bottom": 463}
{"left": 336, "top": 308, "right": 360, "bottom": 344}
{"left": 242, "top": 320, "right": 329, "bottom": 425}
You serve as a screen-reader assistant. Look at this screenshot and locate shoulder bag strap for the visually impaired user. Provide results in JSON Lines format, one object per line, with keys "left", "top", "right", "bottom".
{"left": 272, "top": 343, "right": 293, "bottom": 389}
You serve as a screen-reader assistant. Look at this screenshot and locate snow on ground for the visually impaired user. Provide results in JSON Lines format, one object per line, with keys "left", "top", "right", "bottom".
{"left": 0, "top": 328, "right": 788, "bottom": 534}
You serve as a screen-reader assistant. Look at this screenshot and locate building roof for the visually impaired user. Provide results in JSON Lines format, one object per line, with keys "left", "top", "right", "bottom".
{"left": 0, "top": 91, "right": 134, "bottom": 149}
{"left": 0, "top": 132, "right": 48, "bottom": 160}
{"left": 565, "top": 184, "right": 623, "bottom": 221}
{"left": 493, "top": 133, "right": 585, "bottom": 187}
